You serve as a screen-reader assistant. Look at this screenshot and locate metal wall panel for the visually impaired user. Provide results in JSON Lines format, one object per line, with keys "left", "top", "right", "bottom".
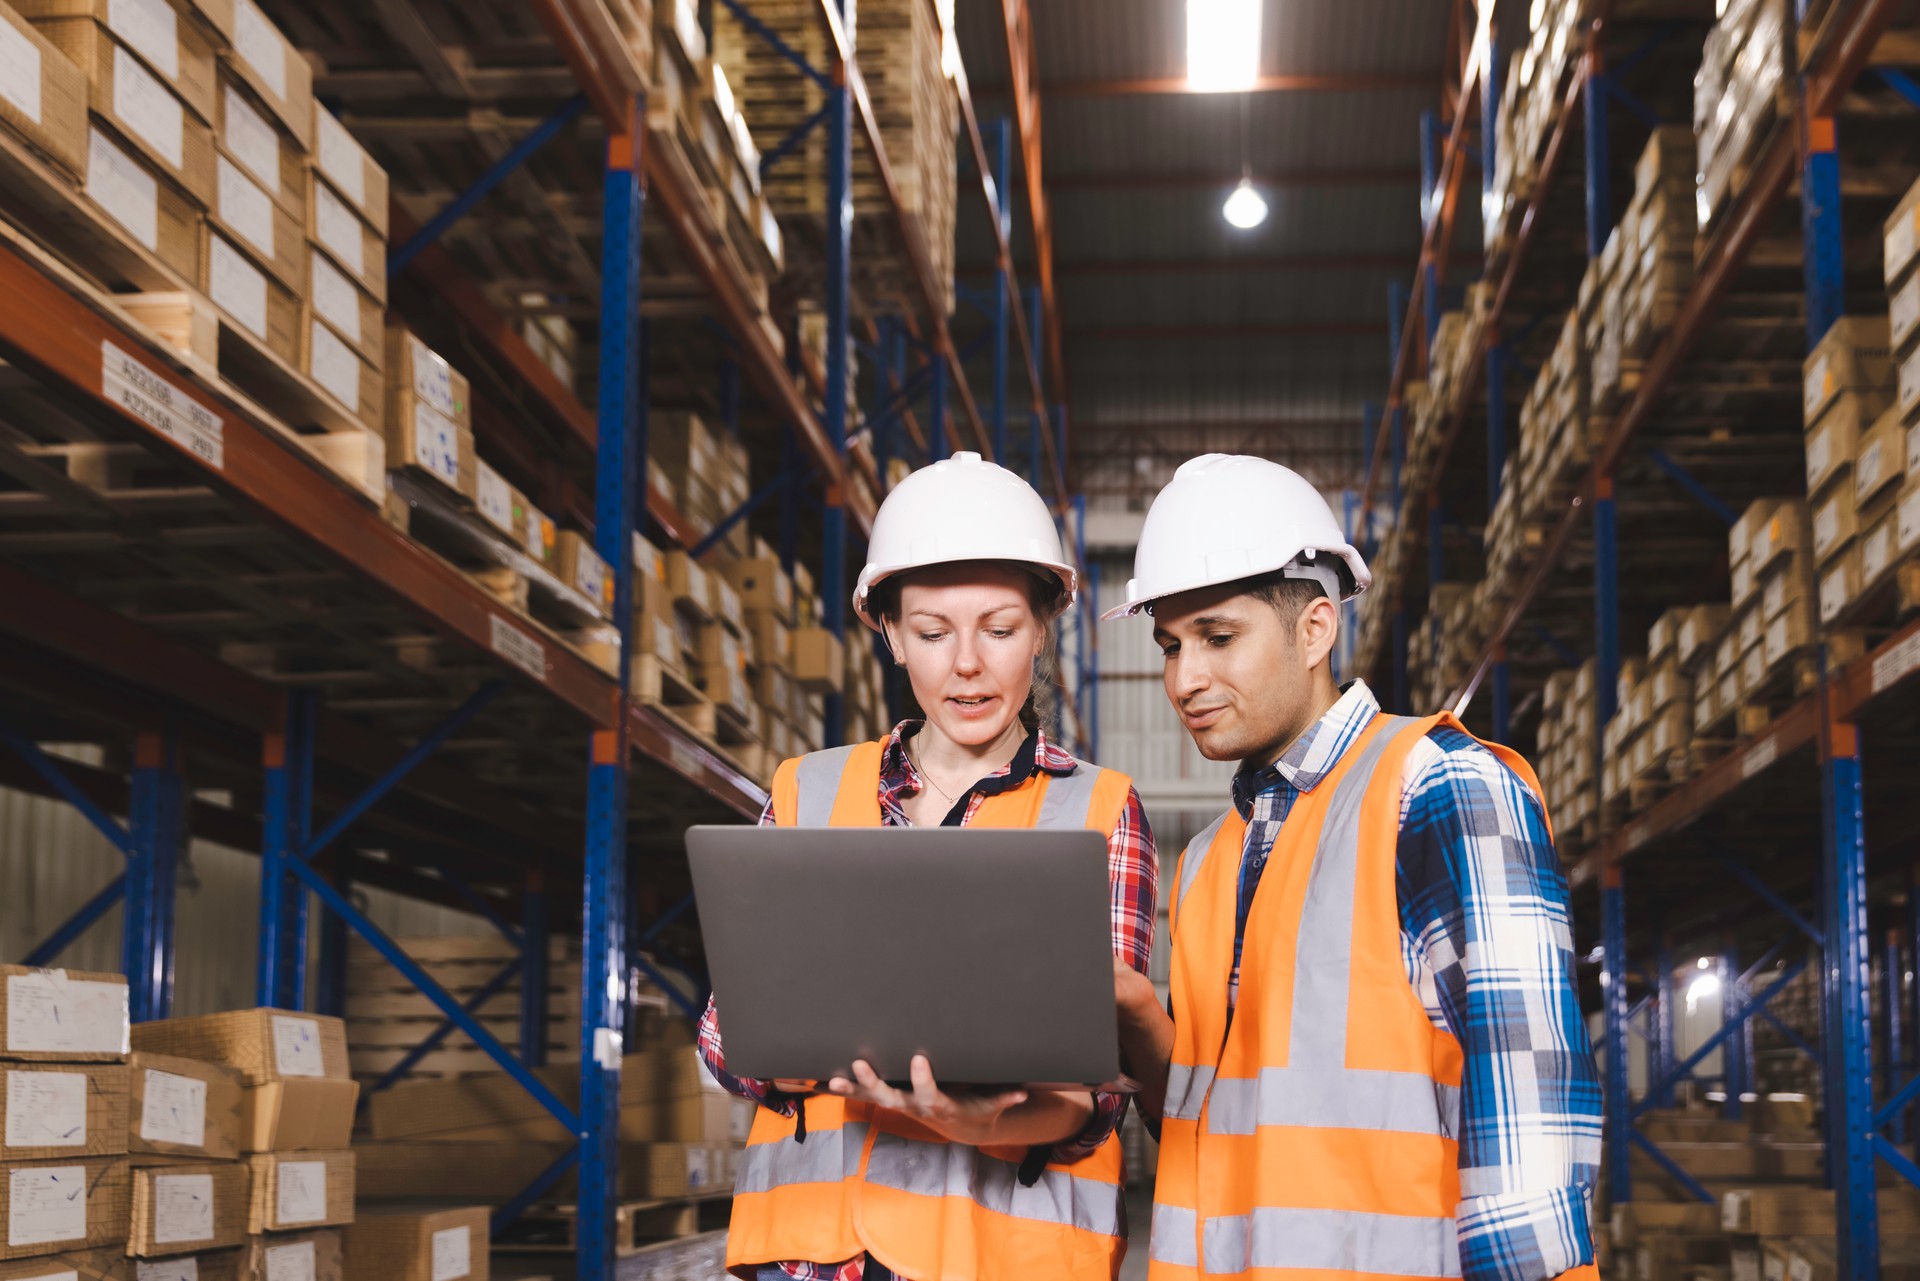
{"left": 0, "top": 782, "right": 482, "bottom": 1015}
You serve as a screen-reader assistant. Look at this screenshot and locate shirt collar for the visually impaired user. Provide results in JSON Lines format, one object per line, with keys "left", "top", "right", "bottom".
{"left": 1230, "top": 681, "right": 1382, "bottom": 819}
{"left": 880, "top": 719, "right": 1075, "bottom": 795}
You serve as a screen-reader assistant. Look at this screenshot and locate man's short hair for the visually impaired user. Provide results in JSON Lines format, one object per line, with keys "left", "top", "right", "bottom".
{"left": 1238, "top": 570, "right": 1330, "bottom": 623}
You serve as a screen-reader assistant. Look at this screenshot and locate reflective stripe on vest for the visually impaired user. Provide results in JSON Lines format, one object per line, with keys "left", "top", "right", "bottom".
{"left": 736, "top": 1120, "right": 870, "bottom": 1194}
{"left": 865, "top": 1130, "right": 1125, "bottom": 1237}
{"left": 1153, "top": 713, "right": 1505, "bottom": 1281}
{"left": 1151, "top": 1203, "right": 1461, "bottom": 1275}
{"left": 732, "top": 738, "right": 1134, "bottom": 1281}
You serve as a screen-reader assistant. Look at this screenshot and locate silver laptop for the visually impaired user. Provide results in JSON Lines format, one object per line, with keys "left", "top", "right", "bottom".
{"left": 686, "top": 825, "right": 1121, "bottom": 1090}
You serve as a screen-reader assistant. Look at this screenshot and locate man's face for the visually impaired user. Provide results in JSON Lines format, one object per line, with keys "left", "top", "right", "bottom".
{"left": 1150, "top": 584, "right": 1320, "bottom": 765}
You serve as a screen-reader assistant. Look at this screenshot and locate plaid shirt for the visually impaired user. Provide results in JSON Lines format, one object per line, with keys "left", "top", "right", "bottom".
{"left": 1222, "top": 682, "right": 1601, "bottom": 1281}
{"left": 697, "top": 721, "right": 1158, "bottom": 1281}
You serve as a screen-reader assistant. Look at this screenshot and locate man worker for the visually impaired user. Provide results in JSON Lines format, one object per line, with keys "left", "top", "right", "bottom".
{"left": 1104, "top": 454, "right": 1602, "bottom": 1281}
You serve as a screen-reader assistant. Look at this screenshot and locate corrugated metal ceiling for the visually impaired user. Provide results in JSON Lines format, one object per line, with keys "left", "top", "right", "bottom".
{"left": 952, "top": 0, "right": 1452, "bottom": 456}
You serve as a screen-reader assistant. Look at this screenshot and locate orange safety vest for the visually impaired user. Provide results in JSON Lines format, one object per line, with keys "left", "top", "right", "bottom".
{"left": 1151, "top": 711, "right": 1591, "bottom": 1281}
{"left": 726, "top": 739, "right": 1137, "bottom": 1281}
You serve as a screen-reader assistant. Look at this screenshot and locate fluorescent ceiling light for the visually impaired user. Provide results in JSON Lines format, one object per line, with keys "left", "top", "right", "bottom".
{"left": 1223, "top": 179, "right": 1268, "bottom": 229}
{"left": 1188, "top": 0, "right": 1262, "bottom": 91}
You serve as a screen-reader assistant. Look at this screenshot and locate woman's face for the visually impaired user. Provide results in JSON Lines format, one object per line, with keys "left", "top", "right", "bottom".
{"left": 888, "top": 563, "right": 1045, "bottom": 749}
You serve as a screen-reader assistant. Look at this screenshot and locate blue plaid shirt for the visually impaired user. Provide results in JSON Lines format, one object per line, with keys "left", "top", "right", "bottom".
{"left": 1224, "top": 682, "right": 1601, "bottom": 1281}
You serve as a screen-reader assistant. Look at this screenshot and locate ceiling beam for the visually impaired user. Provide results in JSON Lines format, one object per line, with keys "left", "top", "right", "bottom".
{"left": 1048, "top": 166, "right": 1418, "bottom": 193}
{"left": 961, "top": 253, "right": 1479, "bottom": 279}
{"left": 975, "top": 72, "right": 1433, "bottom": 98}
{"left": 1068, "top": 323, "right": 1381, "bottom": 340}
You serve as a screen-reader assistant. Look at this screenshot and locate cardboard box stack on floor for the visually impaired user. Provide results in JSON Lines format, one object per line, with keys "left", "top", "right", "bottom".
{"left": 354, "top": 1018, "right": 751, "bottom": 1206}
{"left": 130, "top": 1010, "right": 356, "bottom": 1279}
{"left": 123, "top": 1049, "right": 249, "bottom": 1275}
{"left": 0, "top": 968, "right": 132, "bottom": 1268}
{"left": 343, "top": 1206, "right": 487, "bottom": 1281}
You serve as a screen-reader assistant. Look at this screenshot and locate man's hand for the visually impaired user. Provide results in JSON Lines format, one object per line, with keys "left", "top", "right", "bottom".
{"left": 825, "top": 1055, "right": 1028, "bottom": 1147}
{"left": 1114, "top": 954, "right": 1159, "bottom": 1027}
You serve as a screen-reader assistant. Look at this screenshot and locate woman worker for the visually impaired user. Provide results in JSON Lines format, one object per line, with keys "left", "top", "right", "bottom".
{"left": 696, "top": 450, "right": 1157, "bottom": 1281}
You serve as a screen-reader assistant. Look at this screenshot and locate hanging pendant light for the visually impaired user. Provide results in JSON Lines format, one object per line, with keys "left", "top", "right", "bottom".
{"left": 1224, "top": 176, "right": 1268, "bottom": 229}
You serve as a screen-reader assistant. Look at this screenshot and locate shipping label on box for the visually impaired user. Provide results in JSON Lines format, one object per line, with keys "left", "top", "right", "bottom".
{"left": 129, "top": 1053, "right": 242, "bottom": 1161}
{"left": 130, "top": 1163, "right": 246, "bottom": 1256}
{"left": 242, "top": 1229, "right": 342, "bottom": 1281}
{"left": 1, "top": 1158, "right": 128, "bottom": 1259}
{"left": 1812, "top": 489, "right": 1859, "bottom": 564}
{"left": 246, "top": 1151, "right": 352, "bottom": 1232}
{"left": 1900, "top": 478, "right": 1920, "bottom": 553}
{"left": 130, "top": 1010, "right": 347, "bottom": 1086}
{"left": 1863, "top": 515, "right": 1897, "bottom": 586}
{"left": 3, "top": 968, "right": 128, "bottom": 1060}
{"left": 3, "top": 1065, "right": 126, "bottom": 1162}
{"left": 1820, "top": 549, "right": 1863, "bottom": 625}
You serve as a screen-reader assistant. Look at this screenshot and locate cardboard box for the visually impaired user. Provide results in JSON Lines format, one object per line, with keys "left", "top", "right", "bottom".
{"left": 664, "top": 552, "right": 714, "bottom": 619}
{"left": 2, "top": 968, "right": 128, "bottom": 1062}
{"left": 1894, "top": 266, "right": 1920, "bottom": 353}
{"left": 244, "top": 1151, "right": 352, "bottom": 1232}
{"left": 1855, "top": 407, "right": 1907, "bottom": 510}
{"left": 0, "top": 1247, "right": 129, "bottom": 1281}
{"left": 221, "top": 0, "right": 310, "bottom": 146}
{"left": 791, "top": 627, "right": 845, "bottom": 695}
{"left": 128, "top": 1053, "right": 244, "bottom": 1162}
{"left": 553, "top": 532, "right": 613, "bottom": 615}
{"left": 1812, "top": 486, "right": 1860, "bottom": 565}
{"left": 1804, "top": 316, "right": 1893, "bottom": 426}
{"left": 301, "top": 317, "right": 382, "bottom": 428}
{"left": 627, "top": 1143, "right": 732, "bottom": 1199}
{"left": 213, "top": 71, "right": 301, "bottom": 217}
{"left": 131, "top": 1011, "right": 350, "bottom": 1085}
{"left": 304, "top": 429, "right": 384, "bottom": 502}
{"left": 1749, "top": 500, "right": 1809, "bottom": 570}
{"left": 211, "top": 154, "right": 300, "bottom": 290}
{"left": 0, "top": 5, "right": 88, "bottom": 180}
{"left": 34, "top": 19, "right": 215, "bottom": 203}
{"left": 746, "top": 610, "right": 792, "bottom": 669}
{"left": 239, "top": 1229, "right": 342, "bottom": 1281}
{"left": 308, "top": 250, "right": 382, "bottom": 369}
{"left": 1862, "top": 511, "right": 1898, "bottom": 588}
{"left": 17, "top": 0, "right": 216, "bottom": 121}
{"left": 1729, "top": 498, "right": 1777, "bottom": 566}
{"left": 241, "top": 1080, "right": 356, "bottom": 1153}
{"left": 1730, "top": 554, "right": 1758, "bottom": 612}
{"left": 1763, "top": 600, "right": 1816, "bottom": 667}
{"left": 385, "top": 393, "right": 477, "bottom": 502}
{"left": 1676, "top": 604, "right": 1729, "bottom": 672}
{"left": 200, "top": 229, "right": 298, "bottom": 364}
{"left": 343, "top": 1207, "right": 486, "bottom": 1281}
{"left": 1886, "top": 176, "right": 1920, "bottom": 289}
{"left": 1820, "top": 546, "right": 1863, "bottom": 626}
{"left": 659, "top": 1091, "right": 753, "bottom": 1145}
{"left": 1, "top": 1064, "right": 128, "bottom": 1161}
{"left": 697, "top": 637, "right": 751, "bottom": 719}
{"left": 128, "top": 1162, "right": 248, "bottom": 1256}
{"left": 82, "top": 125, "right": 200, "bottom": 282}
{"left": 0, "top": 1158, "right": 130, "bottom": 1259}
{"left": 310, "top": 104, "right": 386, "bottom": 236}
{"left": 719, "top": 556, "right": 793, "bottom": 617}
{"left": 383, "top": 329, "right": 469, "bottom": 428}
{"left": 136, "top": 1248, "right": 243, "bottom": 1281}
{"left": 1899, "top": 475, "right": 1920, "bottom": 555}
{"left": 307, "top": 180, "right": 383, "bottom": 305}
{"left": 1804, "top": 394, "right": 1867, "bottom": 496}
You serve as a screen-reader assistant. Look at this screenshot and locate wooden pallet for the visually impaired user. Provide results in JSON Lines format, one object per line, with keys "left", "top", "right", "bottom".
{"left": 634, "top": 654, "right": 719, "bottom": 741}
{"left": 493, "top": 1192, "right": 733, "bottom": 1257}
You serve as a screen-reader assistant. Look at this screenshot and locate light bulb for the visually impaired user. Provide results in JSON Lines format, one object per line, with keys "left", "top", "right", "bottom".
{"left": 1223, "top": 179, "right": 1268, "bottom": 229}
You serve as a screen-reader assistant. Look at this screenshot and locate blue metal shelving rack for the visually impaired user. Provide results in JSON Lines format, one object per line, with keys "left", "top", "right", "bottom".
{"left": 1347, "top": 1, "right": 1913, "bottom": 1273}
{"left": 0, "top": 3, "right": 1098, "bottom": 1280}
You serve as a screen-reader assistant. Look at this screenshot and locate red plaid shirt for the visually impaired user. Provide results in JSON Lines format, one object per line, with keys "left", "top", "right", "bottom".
{"left": 697, "top": 721, "right": 1157, "bottom": 1281}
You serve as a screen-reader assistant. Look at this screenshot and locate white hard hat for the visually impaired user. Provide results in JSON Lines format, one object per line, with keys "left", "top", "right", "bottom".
{"left": 1102, "top": 454, "right": 1371, "bottom": 620}
{"left": 853, "top": 451, "right": 1076, "bottom": 632}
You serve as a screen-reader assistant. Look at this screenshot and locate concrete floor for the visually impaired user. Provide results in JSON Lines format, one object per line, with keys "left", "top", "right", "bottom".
{"left": 1120, "top": 1185, "right": 1154, "bottom": 1281}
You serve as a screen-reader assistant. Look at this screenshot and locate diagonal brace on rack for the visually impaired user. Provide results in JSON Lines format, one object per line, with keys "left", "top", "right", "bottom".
{"left": 365, "top": 958, "right": 522, "bottom": 1098}
{"left": 1706, "top": 846, "right": 1823, "bottom": 944}
{"left": 692, "top": 468, "right": 806, "bottom": 560}
{"left": 1651, "top": 451, "right": 1739, "bottom": 527}
{"left": 0, "top": 723, "right": 135, "bottom": 856}
{"left": 390, "top": 96, "right": 589, "bottom": 276}
{"left": 422, "top": 853, "right": 523, "bottom": 947}
{"left": 761, "top": 103, "right": 833, "bottom": 178}
{"left": 1631, "top": 1131, "right": 1717, "bottom": 1204}
{"left": 1633, "top": 957, "right": 1808, "bottom": 1120}
{"left": 713, "top": 0, "right": 835, "bottom": 90}
{"left": 24, "top": 874, "right": 128, "bottom": 966}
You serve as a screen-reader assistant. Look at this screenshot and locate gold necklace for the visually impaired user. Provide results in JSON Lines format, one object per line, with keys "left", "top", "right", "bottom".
{"left": 909, "top": 743, "right": 961, "bottom": 806}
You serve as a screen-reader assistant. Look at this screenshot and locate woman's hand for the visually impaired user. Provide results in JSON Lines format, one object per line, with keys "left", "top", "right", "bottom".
{"left": 826, "top": 1055, "right": 1028, "bottom": 1147}
{"left": 771, "top": 1079, "right": 818, "bottom": 1096}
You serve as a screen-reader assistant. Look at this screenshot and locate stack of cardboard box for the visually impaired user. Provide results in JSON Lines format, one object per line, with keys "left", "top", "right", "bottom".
{"left": 1533, "top": 661, "right": 1598, "bottom": 848}
{"left": 1693, "top": 0, "right": 1789, "bottom": 237}
{"left": 123, "top": 1049, "right": 249, "bottom": 1278}
{"left": 0, "top": 3, "right": 89, "bottom": 189}
{"left": 0, "top": 967, "right": 133, "bottom": 1279}
{"left": 1799, "top": 317, "right": 1898, "bottom": 627}
{"left": 1591, "top": 128, "right": 1695, "bottom": 411}
{"left": 344, "top": 1207, "right": 487, "bottom": 1281}
{"left": 130, "top": 1010, "right": 357, "bottom": 1281}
